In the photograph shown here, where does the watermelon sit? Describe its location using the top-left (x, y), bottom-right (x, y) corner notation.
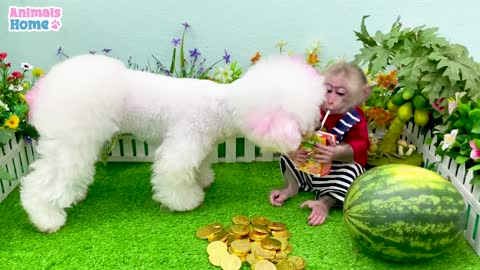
top-left (343, 164), bottom-right (466, 262)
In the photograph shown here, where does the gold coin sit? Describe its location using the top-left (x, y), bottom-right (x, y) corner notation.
top-left (208, 230), bottom-right (228, 242)
top-left (208, 250), bottom-right (229, 266)
top-left (220, 253), bottom-right (242, 270)
top-left (245, 253), bottom-right (258, 265)
top-left (273, 249), bottom-right (288, 261)
top-left (284, 243), bottom-right (293, 254)
top-left (287, 255), bottom-right (306, 269)
top-left (273, 237), bottom-right (289, 251)
top-left (196, 225), bottom-right (215, 239)
top-left (207, 241), bottom-right (228, 256)
top-left (253, 260), bottom-right (276, 270)
top-left (251, 216), bottom-right (270, 226)
top-left (254, 246), bottom-right (276, 260)
top-left (230, 239), bottom-right (250, 254)
top-left (252, 224), bottom-right (271, 234)
top-left (276, 260), bottom-right (297, 270)
top-left (225, 234), bottom-right (237, 245)
top-left (249, 241), bottom-right (261, 254)
top-left (231, 215), bottom-right (250, 225)
top-left (268, 221), bottom-right (287, 231)
top-left (249, 230), bottom-right (269, 241)
top-left (261, 237), bottom-right (282, 251)
top-left (208, 222), bottom-right (224, 230)
top-left (271, 229), bottom-right (291, 239)
top-left (230, 224), bottom-right (250, 236)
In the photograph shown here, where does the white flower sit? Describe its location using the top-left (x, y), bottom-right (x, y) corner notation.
top-left (0, 99), bottom-right (9, 111)
top-left (213, 66), bottom-right (233, 84)
top-left (441, 129), bottom-right (458, 151)
top-left (21, 62), bottom-right (33, 71)
top-left (447, 91), bottom-right (467, 115)
top-left (8, 84), bottom-right (24, 91)
top-left (307, 41), bottom-right (321, 54)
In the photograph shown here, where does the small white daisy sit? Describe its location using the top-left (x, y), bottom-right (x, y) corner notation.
top-left (21, 62), bottom-right (33, 71)
top-left (9, 84), bottom-right (24, 91)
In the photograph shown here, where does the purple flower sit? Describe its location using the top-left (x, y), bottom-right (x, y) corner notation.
top-left (182, 22), bottom-right (191, 30)
top-left (189, 48), bottom-right (201, 59)
top-left (102, 48), bottom-right (112, 54)
top-left (171, 38), bottom-right (181, 47)
top-left (223, 50), bottom-right (231, 64)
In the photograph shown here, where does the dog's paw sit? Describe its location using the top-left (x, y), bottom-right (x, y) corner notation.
top-left (25, 203), bottom-right (67, 233)
top-left (153, 184), bottom-right (204, 211)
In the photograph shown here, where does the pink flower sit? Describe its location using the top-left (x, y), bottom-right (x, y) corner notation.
top-left (432, 97), bottom-right (446, 112)
top-left (470, 140), bottom-right (480, 160)
top-left (0, 52), bottom-right (7, 61)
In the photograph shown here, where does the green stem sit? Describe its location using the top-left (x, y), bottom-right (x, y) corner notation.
top-left (378, 116), bottom-right (407, 153)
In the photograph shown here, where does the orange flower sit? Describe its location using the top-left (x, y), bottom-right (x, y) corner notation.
top-left (251, 51), bottom-right (261, 64)
top-left (307, 53), bottom-right (319, 65)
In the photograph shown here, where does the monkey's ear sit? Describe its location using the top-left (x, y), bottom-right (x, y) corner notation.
top-left (362, 85), bottom-right (373, 102)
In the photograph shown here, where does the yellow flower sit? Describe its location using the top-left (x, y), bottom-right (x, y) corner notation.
top-left (5, 114), bottom-right (20, 129)
top-left (32, 67), bottom-right (44, 77)
top-left (307, 53), bottom-right (319, 65)
top-left (19, 94), bottom-right (26, 101)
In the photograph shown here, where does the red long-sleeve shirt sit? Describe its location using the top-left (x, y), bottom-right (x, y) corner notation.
top-left (321, 107), bottom-right (370, 167)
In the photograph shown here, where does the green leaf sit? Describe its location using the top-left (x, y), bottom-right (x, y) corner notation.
top-left (437, 59), bottom-right (462, 82)
top-left (421, 74), bottom-right (448, 99)
top-left (471, 121), bottom-right (480, 134)
top-left (425, 137), bottom-right (433, 144)
top-left (0, 129), bottom-right (14, 145)
top-left (468, 109), bottom-right (480, 122)
top-left (180, 31), bottom-right (187, 77)
top-left (455, 155), bottom-right (469, 164)
top-left (470, 174), bottom-right (480, 185)
top-left (428, 51), bottom-right (447, 62)
top-left (353, 47), bottom-right (377, 67)
top-left (369, 47), bottom-right (391, 75)
top-left (100, 133), bottom-right (119, 166)
top-left (417, 27), bottom-right (448, 48)
top-left (0, 167), bottom-right (15, 181)
top-left (354, 15), bottom-right (377, 47)
top-left (169, 48), bottom-right (176, 74)
top-left (468, 164), bottom-right (480, 171)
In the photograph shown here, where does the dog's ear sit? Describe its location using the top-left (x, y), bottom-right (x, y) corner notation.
top-left (246, 109), bottom-right (302, 153)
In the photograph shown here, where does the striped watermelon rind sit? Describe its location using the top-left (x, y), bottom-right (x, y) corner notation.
top-left (343, 164), bottom-right (466, 262)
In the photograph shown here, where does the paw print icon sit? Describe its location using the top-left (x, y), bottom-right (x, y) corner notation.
top-left (50, 20), bottom-right (62, 31)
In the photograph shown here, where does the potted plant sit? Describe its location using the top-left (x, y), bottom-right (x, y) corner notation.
top-left (354, 16), bottom-right (480, 180)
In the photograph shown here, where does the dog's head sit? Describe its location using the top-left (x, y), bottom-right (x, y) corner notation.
top-left (228, 55), bottom-right (325, 154)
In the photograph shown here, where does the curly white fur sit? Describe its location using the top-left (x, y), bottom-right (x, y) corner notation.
top-left (20, 54), bottom-right (325, 233)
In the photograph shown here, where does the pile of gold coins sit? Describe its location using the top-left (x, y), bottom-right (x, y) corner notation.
top-left (195, 215), bottom-right (306, 270)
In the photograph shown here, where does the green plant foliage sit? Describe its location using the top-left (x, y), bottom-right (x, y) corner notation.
top-left (354, 16), bottom-right (480, 103)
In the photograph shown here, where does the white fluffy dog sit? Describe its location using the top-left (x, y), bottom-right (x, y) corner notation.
top-left (21, 54), bottom-right (326, 233)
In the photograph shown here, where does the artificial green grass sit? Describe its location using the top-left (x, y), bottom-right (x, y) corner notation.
top-left (1, 162), bottom-right (479, 270)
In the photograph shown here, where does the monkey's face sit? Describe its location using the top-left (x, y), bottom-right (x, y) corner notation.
top-left (322, 73), bottom-right (354, 114)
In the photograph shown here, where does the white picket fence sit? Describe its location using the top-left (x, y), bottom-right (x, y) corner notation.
top-left (1, 129), bottom-right (479, 256)
top-left (0, 137), bottom-right (37, 203)
top-left (106, 134), bottom-right (281, 163)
